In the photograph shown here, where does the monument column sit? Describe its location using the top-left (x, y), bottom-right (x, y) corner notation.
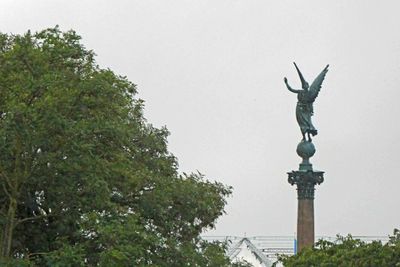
top-left (284, 62), bottom-right (329, 253)
top-left (288, 142), bottom-right (324, 252)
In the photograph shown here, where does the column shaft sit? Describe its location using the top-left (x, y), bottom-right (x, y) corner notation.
top-left (297, 198), bottom-right (314, 252)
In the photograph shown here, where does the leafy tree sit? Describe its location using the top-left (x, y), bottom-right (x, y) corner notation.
top-left (274, 229), bottom-right (400, 267)
top-left (0, 27), bottom-right (235, 266)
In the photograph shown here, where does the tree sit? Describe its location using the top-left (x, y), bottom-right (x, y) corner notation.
top-left (274, 229), bottom-right (400, 267)
top-left (0, 27), bottom-right (235, 266)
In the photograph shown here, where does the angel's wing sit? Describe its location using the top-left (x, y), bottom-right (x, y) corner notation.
top-left (309, 64), bottom-right (329, 100)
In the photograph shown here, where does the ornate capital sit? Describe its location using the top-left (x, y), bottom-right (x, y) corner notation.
top-left (288, 170), bottom-right (324, 199)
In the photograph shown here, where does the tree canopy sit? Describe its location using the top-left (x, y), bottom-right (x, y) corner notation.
top-left (0, 27), bottom-right (235, 266)
top-left (274, 229), bottom-right (400, 267)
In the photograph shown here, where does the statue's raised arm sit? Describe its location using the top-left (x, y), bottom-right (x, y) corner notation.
top-left (284, 77), bottom-right (302, 94)
top-left (284, 63), bottom-right (329, 141)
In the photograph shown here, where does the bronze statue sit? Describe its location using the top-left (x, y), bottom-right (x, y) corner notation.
top-left (284, 62), bottom-right (329, 141)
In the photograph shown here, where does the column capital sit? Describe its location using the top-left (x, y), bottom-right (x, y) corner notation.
top-left (288, 170), bottom-right (324, 199)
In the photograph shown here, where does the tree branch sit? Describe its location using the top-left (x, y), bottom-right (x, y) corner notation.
top-left (28, 251), bottom-right (49, 259)
top-left (1, 182), bottom-right (11, 199)
top-left (0, 169), bottom-right (12, 189)
top-left (14, 213), bottom-right (50, 228)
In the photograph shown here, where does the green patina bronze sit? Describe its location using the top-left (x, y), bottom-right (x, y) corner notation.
top-left (285, 62), bottom-right (329, 199)
top-left (289, 139), bottom-right (324, 199)
top-left (284, 62), bottom-right (329, 142)
top-left (288, 170), bottom-right (324, 199)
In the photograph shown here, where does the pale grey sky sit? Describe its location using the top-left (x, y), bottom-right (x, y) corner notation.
top-left (1, 0), bottom-right (400, 237)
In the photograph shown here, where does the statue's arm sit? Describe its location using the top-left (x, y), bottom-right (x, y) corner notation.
top-left (284, 77), bottom-right (301, 94)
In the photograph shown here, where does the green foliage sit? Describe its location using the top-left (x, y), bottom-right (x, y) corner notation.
top-left (0, 27), bottom-right (234, 266)
top-left (274, 229), bottom-right (400, 267)
top-left (42, 243), bottom-right (86, 267)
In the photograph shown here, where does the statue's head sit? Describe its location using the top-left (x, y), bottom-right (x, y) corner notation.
top-left (293, 62), bottom-right (309, 90)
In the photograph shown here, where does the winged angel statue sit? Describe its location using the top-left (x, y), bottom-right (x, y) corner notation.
top-left (284, 62), bottom-right (329, 142)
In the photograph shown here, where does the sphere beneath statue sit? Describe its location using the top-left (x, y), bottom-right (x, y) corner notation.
top-left (296, 140), bottom-right (316, 159)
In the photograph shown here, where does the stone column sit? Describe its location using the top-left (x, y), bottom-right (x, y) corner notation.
top-left (297, 198), bottom-right (314, 252)
top-left (288, 141), bottom-right (324, 253)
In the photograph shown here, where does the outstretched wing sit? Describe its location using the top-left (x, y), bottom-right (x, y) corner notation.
top-left (309, 64), bottom-right (329, 100)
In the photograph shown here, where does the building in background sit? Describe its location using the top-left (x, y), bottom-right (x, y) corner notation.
top-left (203, 235), bottom-right (390, 266)
top-left (227, 237), bottom-right (273, 267)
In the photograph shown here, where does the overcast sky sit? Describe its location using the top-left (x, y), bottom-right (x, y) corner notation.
top-left (2, 0), bottom-right (400, 237)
